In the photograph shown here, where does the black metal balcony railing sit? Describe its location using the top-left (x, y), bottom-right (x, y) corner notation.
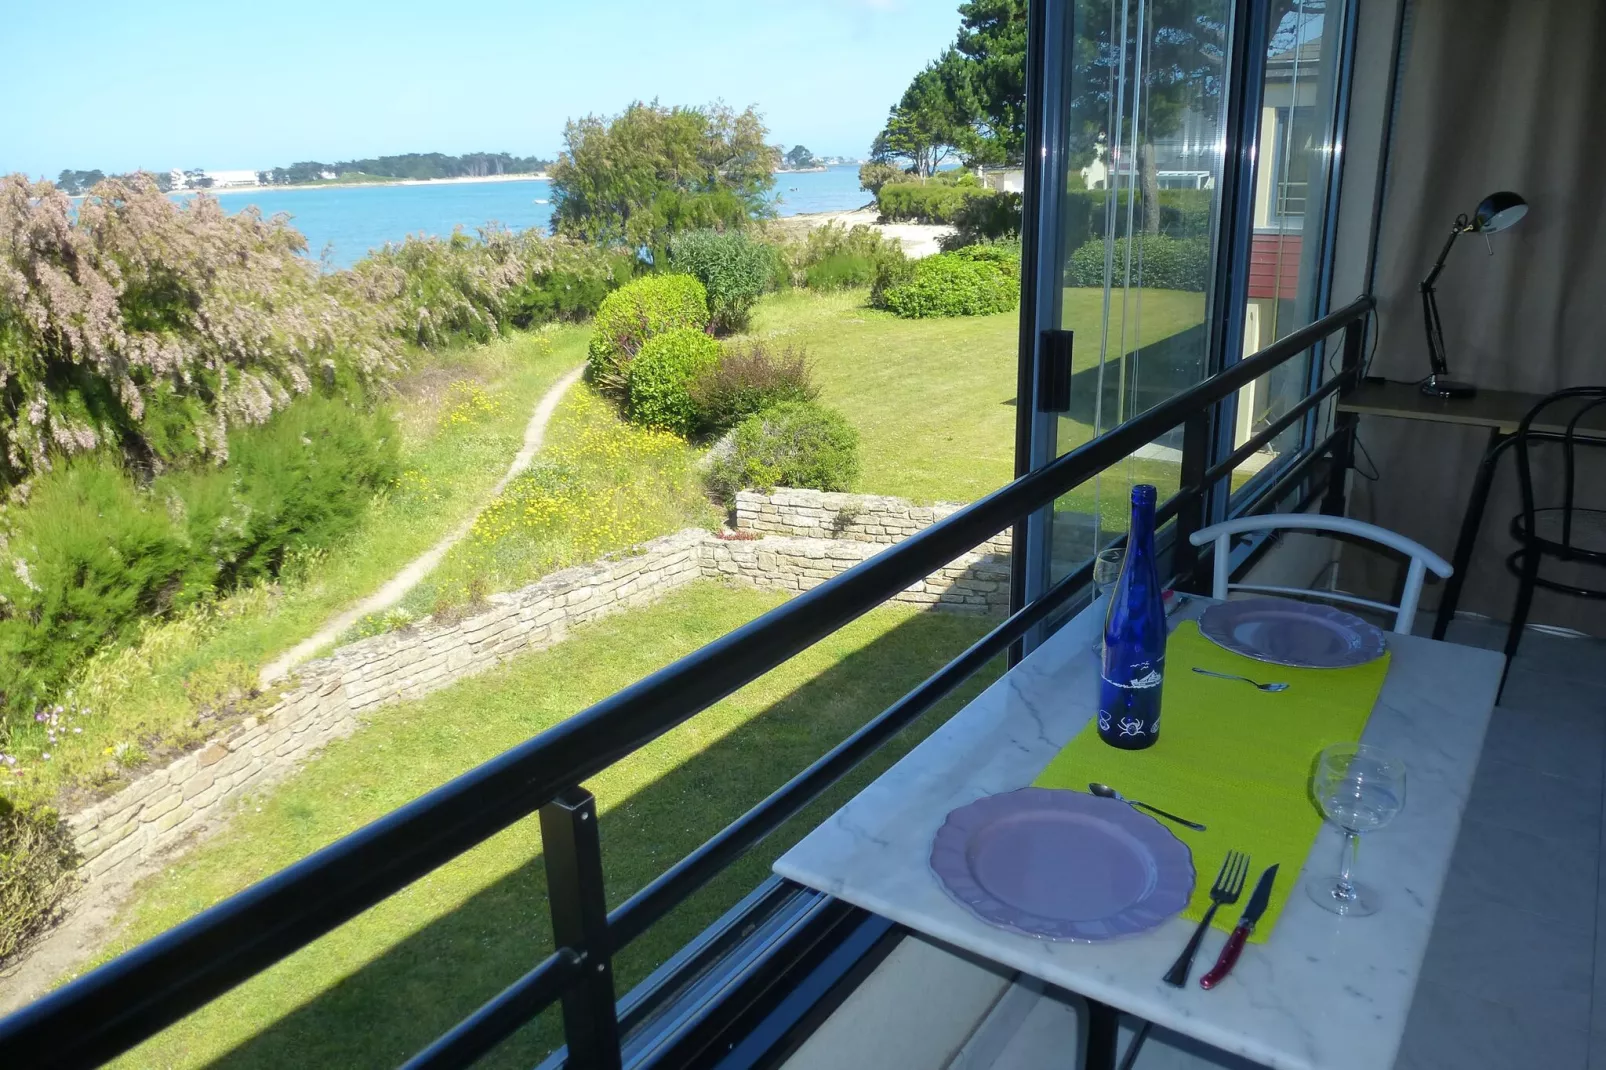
top-left (0, 297), bottom-right (1374, 1070)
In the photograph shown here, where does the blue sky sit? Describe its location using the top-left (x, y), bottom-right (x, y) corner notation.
top-left (2, 0), bottom-right (959, 178)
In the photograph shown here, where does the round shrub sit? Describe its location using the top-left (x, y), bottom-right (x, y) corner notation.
top-left (690, 342), bottom-right (818, 433)
top-left (628, 328), bottom-right (722, 435)
top-left (878, 252), bottom-right (1020, 318)
top-left (1065, 235), bottom-right (1210, 292)
top-left (668, 230), bottom-right (775, 334)
top-left (949, 242), bottom-right (1022, 278)
top-left (586, 274), bottom-right (709, 400)
top-left (0, 798), bottom-right (78, 964)
top-left (705, 401), bottom-right (860, 503)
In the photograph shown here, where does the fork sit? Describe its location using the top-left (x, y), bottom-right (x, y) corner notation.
top-left (1163, 850), bottom-right (1249, 987)
top-left (1191, 667), bottom-right (1290, 693)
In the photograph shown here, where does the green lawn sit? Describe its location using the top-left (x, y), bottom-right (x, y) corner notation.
top-left (85, 583), bottom-right (1002, 1069)
top-left (8, 329), bottom-right (585, 808)
top-left (744, 286), bottom-right (1206, 506)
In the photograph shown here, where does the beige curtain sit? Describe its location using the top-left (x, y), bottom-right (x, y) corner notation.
top-left (1350, 0), bottom-right (1606, 633)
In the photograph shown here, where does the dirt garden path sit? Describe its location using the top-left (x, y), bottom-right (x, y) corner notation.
top-left (0, 365), bottom-right (587, 1012)
top-left (260, 363), bottom-right (587, 686)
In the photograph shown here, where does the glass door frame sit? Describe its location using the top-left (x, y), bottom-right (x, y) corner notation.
top-left (1011, 0), bottom-right (1358, 639)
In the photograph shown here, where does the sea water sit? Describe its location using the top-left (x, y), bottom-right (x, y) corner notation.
top-left (189, 164), bottom-right (871, 269)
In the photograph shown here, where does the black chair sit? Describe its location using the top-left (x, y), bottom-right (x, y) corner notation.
top-left (1502, 387), bottom-right (1606, 687)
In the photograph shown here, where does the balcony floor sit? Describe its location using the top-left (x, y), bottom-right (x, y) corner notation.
top-left (781, 620), bottom-right (1606, 1070)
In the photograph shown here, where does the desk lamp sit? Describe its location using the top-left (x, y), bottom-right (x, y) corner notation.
top-left (1420, 191), bottom-right (1528, 398)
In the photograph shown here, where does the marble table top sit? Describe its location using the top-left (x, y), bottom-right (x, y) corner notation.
top-left (774, 598), bottom-right (1505, 1070)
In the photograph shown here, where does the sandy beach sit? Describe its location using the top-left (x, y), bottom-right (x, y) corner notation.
top-left (770, 206), bottom-right (953, 259)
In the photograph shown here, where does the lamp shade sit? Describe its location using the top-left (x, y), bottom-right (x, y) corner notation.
top-left (1472, 191), bottom-right (1528, 233)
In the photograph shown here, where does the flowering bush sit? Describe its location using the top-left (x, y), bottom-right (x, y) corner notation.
top-left (627, 328), bottom-right (721, 435)
top-left (0, 173), bottom-right (397, 479)
top-left (437, 386), bottom-right (712, 601)
top-left (585, 274), bottom-right (709, 401)
top-left (507, 244), bottom-right (638, 326)
top-left (350, 228), bottom-right (530, 349)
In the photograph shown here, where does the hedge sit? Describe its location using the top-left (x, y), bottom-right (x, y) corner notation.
top-left (1062, 188), bottom-right (1213, 247)
top-left (876, 183), bottom-right (983, 225)
top-left (1064, 234), bottom-right (1211, 292)
top-left (877, 251), bottom-right (1021, 318)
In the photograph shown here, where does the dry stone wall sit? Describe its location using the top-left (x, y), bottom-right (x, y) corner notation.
top-left (66, 529), bottom-right (710, 887)
top-left (64, 489), bottom-right (1008, 894)
top-left (734, 488), bottom-right (1012, 554)
top-left (706, 536), bottom-right (1010, 614)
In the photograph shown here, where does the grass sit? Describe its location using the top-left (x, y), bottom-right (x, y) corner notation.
top-left (2, 328), bottom-right (585, 809)
top-left (742, 286), bottom-right (1207, 507)
top-left (84, 583), bottom-right (1003, 1069)
top-left (401, 384), bottom-right (719, 618)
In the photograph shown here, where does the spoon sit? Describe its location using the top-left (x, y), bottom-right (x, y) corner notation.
top-left (1191, 667), bottom-right (1290, 692)
top-left (1089, 782), bottom-right (1207, 831)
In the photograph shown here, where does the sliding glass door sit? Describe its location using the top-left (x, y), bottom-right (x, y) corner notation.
top-left (1016, 0), bottom-right (1356, 607)
top-left (1022, 0), bottom-right (1239, 591)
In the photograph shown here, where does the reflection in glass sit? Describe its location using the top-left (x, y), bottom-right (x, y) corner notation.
top-left (1234, 0), bottom-right (1348, 482)
top-left (1048, 0), bottom-right (1229, 580)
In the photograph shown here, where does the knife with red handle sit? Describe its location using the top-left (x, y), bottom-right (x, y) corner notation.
top-left (1200, 863), bottom-right (1278, 990)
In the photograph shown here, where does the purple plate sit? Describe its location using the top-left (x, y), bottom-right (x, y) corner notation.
top-left (930, 788), bottom-right (1195, 941)
top-left (1199, 597), bottom-right (1387, 669)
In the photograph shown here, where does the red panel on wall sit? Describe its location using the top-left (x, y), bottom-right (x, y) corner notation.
top-left (1248, 233), bottom-right (1303, 300)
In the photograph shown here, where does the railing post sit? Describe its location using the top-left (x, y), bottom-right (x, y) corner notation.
top-left (1174, 412), bottom-right (1212, 593)
top-left (541, 787), bottom-right (621, 1070)
top-left (1321, 320), bottom-right (1365, 516)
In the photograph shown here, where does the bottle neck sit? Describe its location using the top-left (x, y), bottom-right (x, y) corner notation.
top-left (1128, 497), bottom-right (1156, 553)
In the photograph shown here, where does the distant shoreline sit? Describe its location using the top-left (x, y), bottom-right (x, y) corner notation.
top-left (188, 173), bottom-right (551, 196)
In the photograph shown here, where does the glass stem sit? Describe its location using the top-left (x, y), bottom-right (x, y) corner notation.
top-left (1335, 831), bottom-right (1360, 900)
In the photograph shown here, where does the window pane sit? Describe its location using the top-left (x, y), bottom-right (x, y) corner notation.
top-left (1048, 0), bottom-right (1230, 579)
top-left (1235, 0), bottom-right (1350, 480)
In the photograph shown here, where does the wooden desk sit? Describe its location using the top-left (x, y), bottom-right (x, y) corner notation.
top-left (1335, 381), bottom-right (1606, 639)
top-left (1337, 380), bottom-right (1606, 436)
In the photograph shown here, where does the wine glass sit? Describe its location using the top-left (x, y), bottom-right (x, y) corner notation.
top-left (1307, 742), bottom-right (1407, 916)
top-left (1089, 547), bottom-right (1127, 656)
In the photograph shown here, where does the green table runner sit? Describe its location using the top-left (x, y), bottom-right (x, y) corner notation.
top-left (1032, 620), bottom-right (1391, 942)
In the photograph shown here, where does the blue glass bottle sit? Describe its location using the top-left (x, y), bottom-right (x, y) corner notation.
top-left (1099, 484), bottom-right (1165, 749)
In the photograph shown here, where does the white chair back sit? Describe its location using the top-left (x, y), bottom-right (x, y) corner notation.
top-left (1186, 514), bottom-right (1453, 634)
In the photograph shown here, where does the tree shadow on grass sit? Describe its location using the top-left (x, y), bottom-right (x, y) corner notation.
top-left (198, 607), bottom-right (1006, 1070)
